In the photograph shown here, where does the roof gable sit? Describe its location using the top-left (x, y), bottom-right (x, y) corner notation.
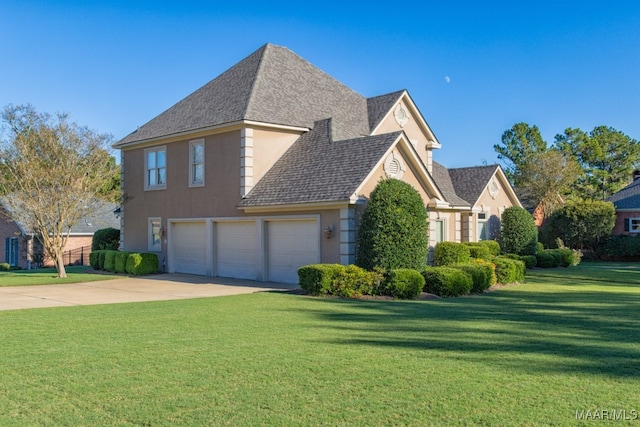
top-left (447, 164), bottom-right (499, 205)
top-left (116, 43), bottom-right (369, 146)
top-left (607, 179), bottom-right (640, 210)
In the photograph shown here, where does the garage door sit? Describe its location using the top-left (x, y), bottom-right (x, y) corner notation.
top-left (216, 221), bottom-right (258, 280)
top-left (267, 220), bottom-right (319, 284)
top-left (172, 222), bottom-right (208, 275)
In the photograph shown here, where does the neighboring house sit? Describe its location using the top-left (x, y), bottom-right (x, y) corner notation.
top-left (0, 198), bottom-right (119, 269)
top-left (114, 43), bottom-right (521, 283)
top-left (607, 170), bottom-right (640, 235)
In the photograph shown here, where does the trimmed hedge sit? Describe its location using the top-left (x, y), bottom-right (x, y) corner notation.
top-left (465, 244), bottom-right (492, 261)
top-left (453, 262), bottom-right (495, 293)
top-left (383, 269), bottom-right (425, 299)
top-left (98, 251), bottom-right (107, 271)
top-left (126, 253), bottom-right (159, 275)
top-left (536, 251), bottom-right (556, 268)
top-left (91, 227), bottom-right (120, 251)
top-left (103, 250), bottom-right (118, 272)
top-left (493, 257), bottom-right (525, 284)
top-left (89, 250), bottom-right (101, 270)
top-left (298, 264), bottom-right (344, 295)
top-left (422, 266), bottom-right (473, 297)
top-left (115, 251), bottom-right (132, 274)
top-left (331, 265), bottom-right (383, 298)
top-left (597, 235), bottom-right (640, 260)
top-left (434, 242), bottom-right (471, 266)
top-left (0, 263), bottom-right (10, 271)
top-left (480, 240), bottom-right (501, 257)
top-left (502, 253), bottom-right (537, 269)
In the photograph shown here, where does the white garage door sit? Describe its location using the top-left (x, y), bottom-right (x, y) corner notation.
top-left (216, 221), bottom-right (258, 280)
top-left (172, 222), bottom-right (208, 275)
top-left (267, 220), bottom-right (319, 284)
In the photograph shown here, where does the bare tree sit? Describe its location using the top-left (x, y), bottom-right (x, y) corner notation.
top-left (0, 104), bottom-right (115, 278)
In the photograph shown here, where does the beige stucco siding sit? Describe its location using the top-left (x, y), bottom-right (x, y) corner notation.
top-left (472, 175), bottom-right (517, 241)
top-left (251, 128), bottom-right (301, 186)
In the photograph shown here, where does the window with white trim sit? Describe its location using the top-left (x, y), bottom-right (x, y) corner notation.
top-left (434, 219), bottom-right (445, 243)
top-left (148, 217), bottom-right (162, 252)
top-left (477, 212), bottom-right (488, 241)
top-left (145, 147), bottom-right (166, 190)
top-left (625, 218), bottom-right (640, 233)
top-left (189, 139), bottom-right (205, 187)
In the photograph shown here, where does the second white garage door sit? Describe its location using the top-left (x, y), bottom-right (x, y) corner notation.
top-left (216, 221), bottom-right (258, 280)
top-left (267, 220), bottom-right (320, 284)
top-left (172, 222), bottom-right (208, 276)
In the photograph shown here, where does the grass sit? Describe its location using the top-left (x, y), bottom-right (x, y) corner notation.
top-left (1, 262), bottom-right (639, 425)
top-left (0, 266), bottom-right (117, 287)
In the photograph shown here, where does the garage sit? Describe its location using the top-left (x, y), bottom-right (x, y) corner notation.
top-left (267, 219), bottom-right (319, 283)
top-left (171, 221), bottom-right (208, 275)
top-left (215, 221), bottom-right (258, 280)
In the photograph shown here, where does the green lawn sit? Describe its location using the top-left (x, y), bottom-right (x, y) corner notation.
top-left (0, 266), bottom-right (117, 286)
top-left (1, 263), bottom-right (639, 426)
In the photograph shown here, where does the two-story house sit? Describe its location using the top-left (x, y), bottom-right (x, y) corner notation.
top-left (114, 43), bottom-right (521, 283)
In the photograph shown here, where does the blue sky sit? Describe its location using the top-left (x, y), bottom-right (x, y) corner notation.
top-left (2, 1), bottom-right (639, 167)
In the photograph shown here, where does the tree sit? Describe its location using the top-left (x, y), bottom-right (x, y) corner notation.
top-left (555, 126), bottom-right (640, 200)
top-left (517, 149), bottom-right (580, 219)
top-left (97, 156), bottom-right (121, 203)
top-left (540, 200), bottom-right (615, 252)
top-left (498, 206), bottom-right (538, 255)
top-left (0, 104), bottom-right (115, 278)
top-left (494, 122), bottom-right (547, 185)
top-left (356, 179), bottom-right (428, 271)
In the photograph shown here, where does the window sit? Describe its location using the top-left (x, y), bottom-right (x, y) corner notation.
top-left (477, 213), bottom-right (488, 240)
top-left (148, 218), bottom-right (162, 252)
top-left (189, 139), bottom-right (205, 187)
top-left (434, 220), bottom-right (445, 243)
top-left (5, 237), bottom-right (18, 266)
top-left (625, 218), bottom-right (640, 233)
top-left (145, 147), bottom-right (166, 190)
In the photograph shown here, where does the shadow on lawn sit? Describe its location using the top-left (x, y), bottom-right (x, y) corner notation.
top-left (293, 282), bottom-right (640, 378)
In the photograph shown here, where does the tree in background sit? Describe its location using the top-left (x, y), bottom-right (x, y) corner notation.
top-left (0, 104), bottom-right (115, 278)
top-left (498, 206), bottom-right (538, 255)
top-left (494, 122), bottom-right (547, 186)
top-left (356, 179), bottom-right (428, 271)
top-left (540, 200), bottom-right (615, 251)
top-left (555, 126), bottom-right (640, 200)
top-left (97, 155), bottom-right (121, 203)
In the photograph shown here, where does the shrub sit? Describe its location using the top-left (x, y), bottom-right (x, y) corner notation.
top-left (519, 255), bottom-right (537, 269)
top-left (89, 250), bottom-right (103, 270)
top-left (537, 242), bottom-right (544, 254)
top-left (453, 262), bottom-right (494, 293)
top-left (0, 263), bottom-right (10, 271)
top-left (356, 179), bottom-right (429, 271)
top-left (535, 251), bottom-right (556, 268)
top-left (493, 257), bottom-right (525, 284)
top-left (115, 251), bottom-right (132, 274)
top-left (499, 206), bottom-right (538, 255)
top-left (98, 251), bottom-right (107, 270)
top-left (103, 250), bottom-right (118, 272)
top-left (298, 264), bottom-right (346, 295)
top-left (383, 269), bottom-right (425, 299)
top-left (91, 227), bottom-right (120, 251)
top-left (479, 240), bottom-right (501, 257)
top-left (597, 235), bottom-right (640, 260)
top-left (434, 242), bottom-right (470, 266)
top-left (464, 243), bottom-right (492, 261)
top-left (422, 266), bottom-right (473, 297)
top-left (126, 253), bottom-right (159, 275)
top-left (331, 265), bottom-right (384, 298)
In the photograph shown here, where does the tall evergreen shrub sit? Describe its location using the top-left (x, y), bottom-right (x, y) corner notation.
top-left (498, 206), bottom-right (538, 255)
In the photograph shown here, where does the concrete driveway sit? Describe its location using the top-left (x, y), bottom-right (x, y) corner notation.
top-left (0, 274), bottom-right (299, 311)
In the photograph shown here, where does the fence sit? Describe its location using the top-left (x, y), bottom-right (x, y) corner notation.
top-left (42, 245), bottom-right (92, 267)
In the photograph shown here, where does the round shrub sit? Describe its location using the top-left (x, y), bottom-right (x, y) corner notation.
top-left (535, 251), bottom-right (556, 268)
top-left (465, 243), bottom-right (492, 260)
top-left (493, 256), bottom-right (525, 284)
top-left (103, 250), bottom-right (118, 272)
top-left (454, 263), bottom-right (494, 293)
top-left (126, 253), bottom-right (159, 275)
top-left (91, 227), bottom-right (120, 251)
top-left (434, 242), bottom-right (471, 266)
top-left (422, 266), bottom-right (473, 297)
top-left (356, 179), bottom-right (429, 271)
top-left (499, 206), bottom-right (538, 256)
top-left (383, 269), bottom-right (425, 299)
top-left (89, 250), bottom-right (103, 270)
top-left (114, 251), bottom-right (133, 274)
top-left (519, 255), bottom-right (537, 269)
top-left (0, 262), bottom-right (10, 271)
top-left (330, 265), bottom-right (384, 298)
top-left (479, 240), bottom-right (501, 257)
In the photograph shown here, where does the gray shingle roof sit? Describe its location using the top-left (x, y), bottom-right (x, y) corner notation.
top-left (447, 164), bottom-right (500, 205)
top-left (238, 119), bottom-right (401, 207)
top-left (431, 162), bottom-right (471, 207)
top-left (367, 90), bottom-right (405, 132)
top-left (116, 43), bottom-right (370, 145)
top-left (607, 179), bottom-right (640, 210)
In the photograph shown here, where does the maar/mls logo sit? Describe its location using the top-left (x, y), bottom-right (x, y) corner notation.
top-left (575, 409), bottom-right (638, 421)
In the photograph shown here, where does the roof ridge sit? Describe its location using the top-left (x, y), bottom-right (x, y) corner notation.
top-left (244, 43), bottom-right (273, 119)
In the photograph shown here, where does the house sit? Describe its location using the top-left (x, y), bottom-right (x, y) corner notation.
top-left (607, 170), bottom-right (640, 234)
top-left (0, 198), bottom-right (119, 269)
top-left (114, 43), bottom-right (521, 283)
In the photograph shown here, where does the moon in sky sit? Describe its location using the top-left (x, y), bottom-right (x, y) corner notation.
top-left (444, 76), bottom-right (451, 83)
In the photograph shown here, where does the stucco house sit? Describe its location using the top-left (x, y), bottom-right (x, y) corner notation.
top-left (607, 170), bottom-right (640, 235)
top-left (114, 43), bottom-right (521, 283)
top-left (0, 198), bottom-right (119, 269)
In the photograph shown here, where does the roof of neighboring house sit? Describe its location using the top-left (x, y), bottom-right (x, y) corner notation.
top-left (0, 196), bottom-right (120, 235)
top-left (238, 119), bottom-right (402, 207)
top-left (431, 162), bottom-right (471, 207)
top-left (116, 43), bottom-right (371, 145)
top-left (448, 164), bottom-right (500, 205)
top-left (607, 178), bottom-right (640, 210)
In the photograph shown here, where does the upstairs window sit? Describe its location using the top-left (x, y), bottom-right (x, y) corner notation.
top-left (189, 139), bottom-right (205, 187)
top-left (145, 147), bottom-right (166, 190)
